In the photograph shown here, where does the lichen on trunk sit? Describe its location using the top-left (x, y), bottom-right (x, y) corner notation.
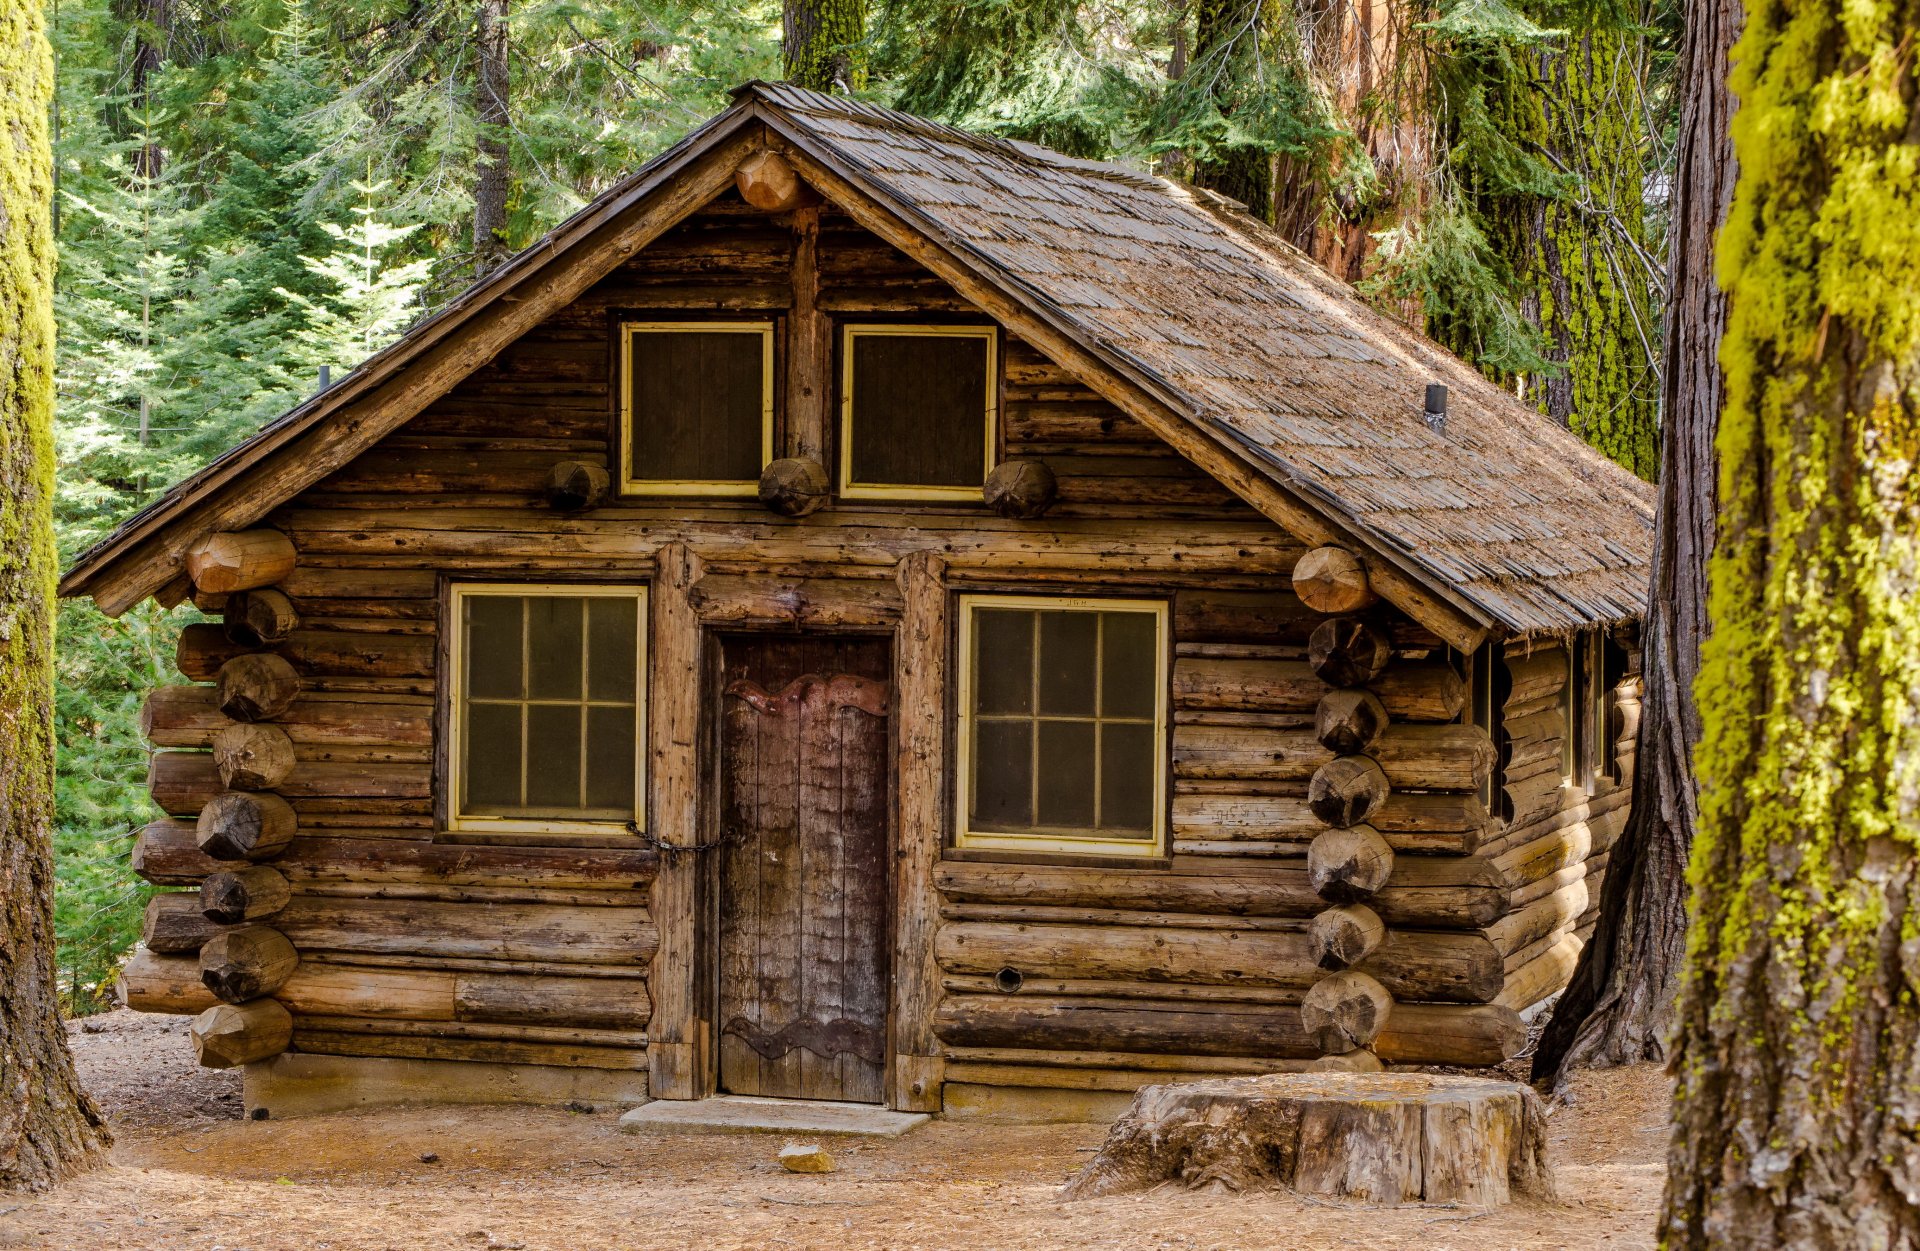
top-left (0, 0), bottom-right (114, 1192)
top-left (1660, 0), bottom-right (1920, 1237)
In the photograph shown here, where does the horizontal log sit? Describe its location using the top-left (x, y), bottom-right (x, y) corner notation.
top-left (215, 653), bottom-right (302, 721)
top-left (134, 820), bottom-right (657, 890)
top-left (212, 722), bottom-right (296, 791)
top-left (200, 866), bottom-right (290, 924)
top-left (687, 573), bottom-right (900, 629)
top-left (1372, 1002), bottom-right (1526, 1067)
top-left (144, 893), bottom-right (226, 953)
top-left (943, 1059), bottom-right (1308, 1091)
top-left (1172, 658), bottom-right (1463, 723)
top-left (186, 530), bottom-right (296, 595)
top-left (1173, 724), bottom-right (1491, 790)
top-left (1171, 791), bottom-right (1493, 855)
top-left (177, 623), bottom-right (435, 681)
top-left (151, 751), bottom-right (428, 816)
top-left (146, 890), bottom-right (654, 965)
top-left (1495, 932), bottom-right (1583, 1011)
top-left (119, 947), bottom-right (219, 1013)
top-left (1484, 878), bottom-right (1591, 955)
top-left (288, 1029), bottom-right (648, 1071)
top-left (936, 920), bottom-right (1500, 1001)
top-left (1299, 970), bottom-right (1391, 1052)
top-left (223, 588), bottom-right (301, 646)
top-left (1309, 904), bottom-right (1387, 970)
top-left (142, 685), bottom-right (432, 748)
top-left (194, 790), bottom-right (297, 860)
top-left (1503, 648), bottom-right (1567, 708)
top-left (934, 994), bottom-right (1317, 1059)
top-left (1292, 546), bottom-right (1376, 615)
top-left (199, 925), bottom-right (299, 1002)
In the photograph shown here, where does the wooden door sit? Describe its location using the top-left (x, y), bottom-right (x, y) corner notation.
top-left (715, 635), bottom-right (891, 1103)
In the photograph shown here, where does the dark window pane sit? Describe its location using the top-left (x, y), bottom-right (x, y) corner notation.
top-left (972, 719), bottom-right (1033, 830)
top-left (466, 597), bottom-right (523, 700)
top-left (465, 703), bottom-right (523, 810)
top-left (973, 609), bottom-right (1033, 715)
top-left (1037, 611), bottom-right (1098, 717)
top-left (525, 704), bottom-right (584, 811)
top-left (1099, 721), bottom-right (1156, 833)
top-left (628, 329), bottom-right (765, 483)
top-left (526, 597), bottom-right (585, 700)
top-left (587, 597), bottom-right (639, 702)
top-left (1035, 719), bottom-right (1097, 829)
top-left (585, 705), bottom-right (637, 812)
top-left (1100, 612), bottom-right (1159, 719)
top-left (849, 332), bottom-right (990, 489)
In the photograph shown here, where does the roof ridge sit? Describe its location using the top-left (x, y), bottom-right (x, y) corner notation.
top-left (742, 80), bottom-right (1172, 195)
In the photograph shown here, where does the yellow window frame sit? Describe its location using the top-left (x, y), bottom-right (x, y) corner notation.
top-left (618, 320), bottom-right (775, 497)
top-left (954, 593), bottom-right (1169, 858)
top-left (839, 323), bottom-right (999, 501)
top-left (446, 582), bottom-right (648, 836)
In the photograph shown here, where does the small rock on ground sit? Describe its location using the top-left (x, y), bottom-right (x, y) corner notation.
top-left (778, 1143), bottom-right (835, 1173)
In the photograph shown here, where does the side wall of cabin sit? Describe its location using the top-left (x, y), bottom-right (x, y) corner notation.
top-left (119, 171), bottom-right (1636, 1113)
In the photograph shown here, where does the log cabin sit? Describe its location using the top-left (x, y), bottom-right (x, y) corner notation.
top-left (63, 82), bottom-right (1655, 1121)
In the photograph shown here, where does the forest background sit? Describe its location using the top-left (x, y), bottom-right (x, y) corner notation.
top-left (49, 0), bottom-right (1673, 1010)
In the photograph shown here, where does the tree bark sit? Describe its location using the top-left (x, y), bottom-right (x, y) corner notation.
top-left (0, 0), bottom-right (113, 1189)
top-left (1531, 0), bottom-right (1736, 1088)
top-left (1190, 0), bottom-right (1277, 220)
top-left (1658, 0), bottom-right (1920, 1235)
top-left (782, 0), bottom-right (866, 93)
top-left (471, 0), bottom-right (511, 278)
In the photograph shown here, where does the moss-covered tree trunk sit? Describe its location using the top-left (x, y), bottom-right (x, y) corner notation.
top-left (1661, 0), bottom-right (1920, 1237)
top-left (1532, 0), bottom-right (1738, 1087)
top-left (782, 0), bottom-right (866, 93)
top-left (0, 0), bottom-right (113, 1193)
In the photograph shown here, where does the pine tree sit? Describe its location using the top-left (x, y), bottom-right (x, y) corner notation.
top-left (0, 0), bottom-right (114, 1191)
top-left (277, 177), bottom-right (432, 376)
top-left (784, 0), bottom-right (866, 91)
top-left (1661, 0), bottom-right (1920, 1237)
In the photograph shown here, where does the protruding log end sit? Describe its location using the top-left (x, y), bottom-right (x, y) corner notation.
top-left (216, 653), bottom-right (302, 722)
top-left (1309, 903), bottom-right (1387, 970)
top-left (1309, 1048), bottom-right (1384, 1074)
top-left (223, 588), bottom-right (300, 647)
top-left (982, 458), bottom-right (1058, 519)
top-left (191, 999), bottom-right (294, 1069)
top-left (1293, 546), bottom-right (1377, 615)
top-left (195, 790), bottom-right (297, 861)
top-left (758, 457), bottom-right (830, 517)
top-left (1307, 757), bottom-right (1390, 829)
top-left (201, 866), bottom-right (292, 925)
top-left (1307, 825), bottom-right (1395, 902)
top-left (199, 925), bottom-right (299, 1004)
top-left (1300, 970), bottom-right (1393, 1054)
top-left (545, 460), bottom-right (611, 511)
top-left (144, 894), bottom-right (226, 954)
top-left (1314, 688), bottom-right (1389, 755)
top-left (735, 150), bottom-right (818, 213)
top-left (212, 722), bottom-right (296, 791)
top-left (185, 530), bottom-right (296, 595)
top-left (1308, 617), bottom-right (1393, 688)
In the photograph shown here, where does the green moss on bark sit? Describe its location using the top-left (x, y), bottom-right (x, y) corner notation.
top-left (1662, 0), bottom-right (1920, 1238)
top-left (783, 0), bottom-right (867, 93)
top-left (0, 0), bottom-right (113, 1192)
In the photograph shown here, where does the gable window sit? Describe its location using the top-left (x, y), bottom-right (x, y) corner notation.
top-left (448, 584), bottom-right (646, 833)
top-left (841, 324), bottom-right (997, 499)
top-left (956, 595), bottom-right (1167, 857)
top-left (620, 321), bottom-right (773, 495)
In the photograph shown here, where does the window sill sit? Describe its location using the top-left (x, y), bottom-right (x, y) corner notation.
top-left (942, 846), bottom-right (1173, 872)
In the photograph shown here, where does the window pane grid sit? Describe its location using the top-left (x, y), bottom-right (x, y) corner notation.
top-left (965, 603), bottom-right (1162, 844)
top-left (456, 588), bottom-right (641, 825)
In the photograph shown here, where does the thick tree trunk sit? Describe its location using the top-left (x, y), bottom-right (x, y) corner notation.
top-left (470, 0), bottom-right (511, 278)
top-left (1531, 0), bottom-right (1736, 1087)
top-left (1190, 0), bottom-right (1276, 220)
top-left (1659, 0), bottom-right (1920, 1236)
top-left (782, 0), bottom-right (866, 93)
top-left (0, 0), bottom-right (113, 1191)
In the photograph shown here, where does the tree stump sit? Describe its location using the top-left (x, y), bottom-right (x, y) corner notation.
top-left (1063, 1073), bottom-right (1555, 1207)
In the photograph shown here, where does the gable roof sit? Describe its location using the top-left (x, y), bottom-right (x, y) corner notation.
top-left (61, 82), bottom-right (1654, 640)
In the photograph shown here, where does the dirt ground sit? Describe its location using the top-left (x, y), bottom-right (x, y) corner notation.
top-left (0, 1010), bottom-right (1670, 1251)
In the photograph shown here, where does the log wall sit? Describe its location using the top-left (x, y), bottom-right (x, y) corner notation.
top-left (123, 187), bottom-right (1634, 1103)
